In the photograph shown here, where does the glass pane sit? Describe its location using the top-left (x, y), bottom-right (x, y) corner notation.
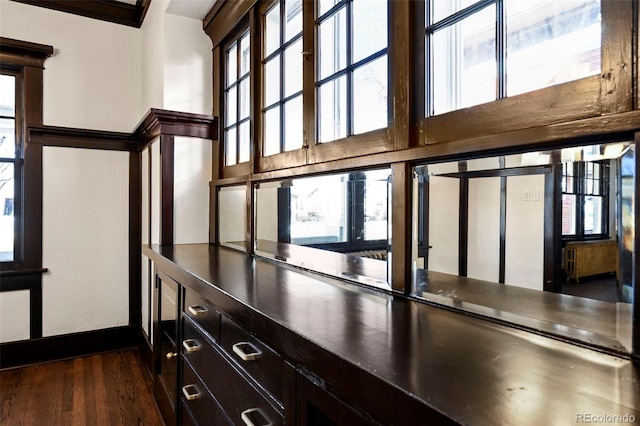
top-left (506, 0), bottom-right (601, 96)
top-left (319, 7), bottom-right (347, 80)
top-left (432, 6), bottom-right (496, 115)
top-left (225, 128), bottom-right (237, 166)
top-left (284, 39), bottom-right (303, 98)
top-left (0, 118), bottom-right (15, 159)
top-left (364, 170), bottom-right (389, 241)
top-left (0, 75), bottom-right (15, 118)
top-left (265, 56), bottom-right (281, 107)
top-left (240, 32), bottom-right (251, 77)
top-left (218, 185), bottom-right (247, 251)
top-left (318, 76), bottom-right (347, 143)
top-left (227, 43), bottom-right (238, 86)
top-left (352, 0), bottom-right (387, 63)
top-left (0, 162), bottom-right (14, 262)
top-left (226, 86), bottom-right (237, 126)
top-left (353, 55), bottom-right (388, 135)
top-left (284, 96), bottom-right (303, 152)
top-left (240, 78), bottom-right (251, 120)
top-left (264, 106), bottom-right (281, 156)
top-left (265, 3), bottom-right (281, 57)
top-left (239, 121), bottom-right (251, 163)
top-left (584, 195), bottom-right (603, 234)
top-left (562, 194), bottom-right (577, 235)
top-left (285, 0), bottom-right (303, 42)
top-left (432, 0), bottom-right (478, 24)
top-left (290, 174), bottom-right (348, 244)
top-left (318, 0), bottom-right (340, 17)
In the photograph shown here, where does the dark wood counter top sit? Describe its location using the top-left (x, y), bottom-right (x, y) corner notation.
top-left (143, 243), bottom-right (640, 425)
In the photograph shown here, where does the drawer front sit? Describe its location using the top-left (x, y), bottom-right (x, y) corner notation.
top-left (183, 288), bottom-right (220, 342)
top-left (181, 361), bottom-right (231, 426)
top-left (219, 315), bottom-right (285, 404)
top-left (182, 318), bottom-right (284, 425)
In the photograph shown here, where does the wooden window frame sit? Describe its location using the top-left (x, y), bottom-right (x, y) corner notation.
top-left (416, 0), bottom-right (634, 145)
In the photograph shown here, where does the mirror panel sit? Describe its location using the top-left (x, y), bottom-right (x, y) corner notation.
top-left (412, 142), bottom-right (635, 353)
top-left (218, 185), bottom-right (247, 251)
top-left (255, 169), bottom-right (392, 290)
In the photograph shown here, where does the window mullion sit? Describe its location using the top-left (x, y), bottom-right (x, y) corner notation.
top-left (346, 0), bottom-right (353, 136)
top-left (496, 0), bottom-right (506, 99)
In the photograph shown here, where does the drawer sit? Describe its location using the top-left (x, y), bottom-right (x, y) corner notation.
top-left (182, 318), bottom-right (284, 425)
top-left (181, 361), bottom-right (231, 426)
top-left (219, 315), bottom-right (285, 405)
top-left (183, 288), bottom-right (220, 342)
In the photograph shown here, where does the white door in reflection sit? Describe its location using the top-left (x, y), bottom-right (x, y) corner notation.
top-left (467, 177), bottom-right (501, 283)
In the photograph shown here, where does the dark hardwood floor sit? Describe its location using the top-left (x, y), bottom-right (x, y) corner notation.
top-left (0, 348), bottom-right (163, 426)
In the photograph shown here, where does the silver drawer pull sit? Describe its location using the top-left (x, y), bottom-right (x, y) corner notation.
top-left (188, 305), bottom-right (208, 316)
top-left (232, 342), bottom-right (262, 361)
top-left (241, 408), bottom-right (272, 426)
top-left (183, 339), bottom-right (201, 352)
top-left (182, 384), bottom-right (201, 401)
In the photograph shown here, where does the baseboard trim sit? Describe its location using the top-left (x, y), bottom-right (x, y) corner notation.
top-left (0, 325), bottom-right (145, 369)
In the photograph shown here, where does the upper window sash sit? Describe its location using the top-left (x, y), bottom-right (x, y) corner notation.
top-left (224, 28), bottom-right (251, 167)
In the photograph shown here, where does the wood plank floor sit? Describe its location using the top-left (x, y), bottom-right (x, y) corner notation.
top-left (0, 349), bottom-right (164, 426)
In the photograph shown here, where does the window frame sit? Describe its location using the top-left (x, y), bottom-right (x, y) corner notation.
top-left (0, 69), bottom-right (22, 268)
top-left (416, 0), bottom-right (633, 146)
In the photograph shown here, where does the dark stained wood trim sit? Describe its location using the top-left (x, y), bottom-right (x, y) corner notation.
top-left (0, 38), bottom-right (54, 68)
top-left (22, 130), bottom-right (43, 270)
top-left (390, 0), bottom-right (413, 151)
top-left (390, 162), bottom-right (412, 293)
top-left (601, 0), bottom-right (634, 115)
top-left (204, 0), bottom-right (257, 48)
top-left (30, 285), bottom-right (42, 338)
top-left (245, 181), bottom-right (255, 254)
top-left (134, 108), bottom-right (218, 149)
top-left (633, 131), bottom-right (640, 355)
top-left (129, 150), bottom-right (142, 327)
top-left (257, 150), bottom-right (307, 173)
top-left (0, 271), bottom-right (43, 338)
top-left (160, 135), bottom-right (174, 245)
top-left (498, 175), bottom-right (506, 284)
top-left (424, 75), bottom-right (601, 144)
top-left (545, 165), bottom-right (562, 293)
top-left (221, 161), bottom-right (252, 179)
top-left (28, 126), bottom-right (136, 151)
top-left (210, 184), bottom-right (218, 244)
top-left (0, 325), bottom-right (145, 369)
top-left (458, 178), bottom-right (468, 277)
top-left (308, 129), bottom-right (393, 164)
top-left (8, 0), bottom-right (152, 28)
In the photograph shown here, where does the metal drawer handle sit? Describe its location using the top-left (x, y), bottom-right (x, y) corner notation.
top-left (232, 342), bottom-right (262, 361)
top-left (241, 408), bottom-right (272, 426)
top-left (182, 384), bottom-right (201, 401)
top-left (183, 339), bottom-right (201, 352)
top-left (188, 305), bottom-right (208, 316)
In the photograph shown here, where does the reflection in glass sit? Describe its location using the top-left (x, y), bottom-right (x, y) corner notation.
top-left (432, 5), bottom-right (496, 115)
top-left (224, 128), bottom-right (237, 166)
top-left (285, 0), bottom-right (302, 42)
top-left (353, 56), bottom-right (388, 135)
top-left (318, 76), bottom-right (347, 143)
top-left (226, 86), bottom-right (237, 126)
top-left (0, 75), bottom-right (15, 118)
top-left (218, 185), bottom-right (247, 251)
top-left (265, 4), bottom-right (280, 57)
top-left (239, 79), bottom-right (250, 120)
top-left (0, 118), bottom-right (15, 159)
top-left (240, 33), bottom-right (251, 76)
top-left (264, 57), bottom-right (280, 107)
top-left (227, 44), bottom-right (238, 86)
top-left (506, 0), bottom-right (601, 96)
top-left (412, 142), bottom-right (635, 353)
top-left (238, 121), bottom-right (250, 164)
top-left (284, 40), bottom-right (303, 98)
top-left (255, 169), bottom-right (391, 290)
top-left (432, 0), bottom-right (477, 24)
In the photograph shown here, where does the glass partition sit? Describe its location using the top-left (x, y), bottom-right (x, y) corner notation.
top-left (255, 168), bottom-right (391, 290)
top-left (412, 142), bottom-right (634, 353)
top-left (218, 185), bottom-right (248, 251)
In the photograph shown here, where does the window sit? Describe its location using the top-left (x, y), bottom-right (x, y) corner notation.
top-left (426, 0), bottom-right (601, 116)
top-left (562, 159), bottom-right (610, 239)
top-left (262, 0), bottom-right (304, 157)
top-left (224, 28), bottom-right (251, 166)
top-left (316, 0), bottom-right (388, 142)
top-left (0, 71), bottom-right (19, 264)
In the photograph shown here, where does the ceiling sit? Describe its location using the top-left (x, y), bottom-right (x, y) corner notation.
top-left (166, 0), bottom-right (218, 20)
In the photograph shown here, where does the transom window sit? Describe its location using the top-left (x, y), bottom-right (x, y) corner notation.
top-left (224, 29), bottom-right (251, 166)
top-left (262, 0), bottom-right (304, 157)
top-left (426, 0), bottom-right (602, 116)
top-left (316, 0), bottom-right (388, 143)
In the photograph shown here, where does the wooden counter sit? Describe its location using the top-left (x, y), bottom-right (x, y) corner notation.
top-left (144, 243), bottom-right (640, 425)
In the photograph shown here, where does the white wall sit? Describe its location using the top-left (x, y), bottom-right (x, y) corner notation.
top-left (0, 291), bottom-right (30, 343)
top-left (467, 177), bottom-right (501, 282)
top-left (0, 0), bottom-right (142, 132)
top-left (174, 137), bottom-right (212, 243)
top-left (42, 147), bottom-right (129, 336)
top-left (428, 176), bottom-right (459, 275)
top-left (504, 174), bottom-right (545, 290)
top-left (140, 0), bottom-right (167, 113)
